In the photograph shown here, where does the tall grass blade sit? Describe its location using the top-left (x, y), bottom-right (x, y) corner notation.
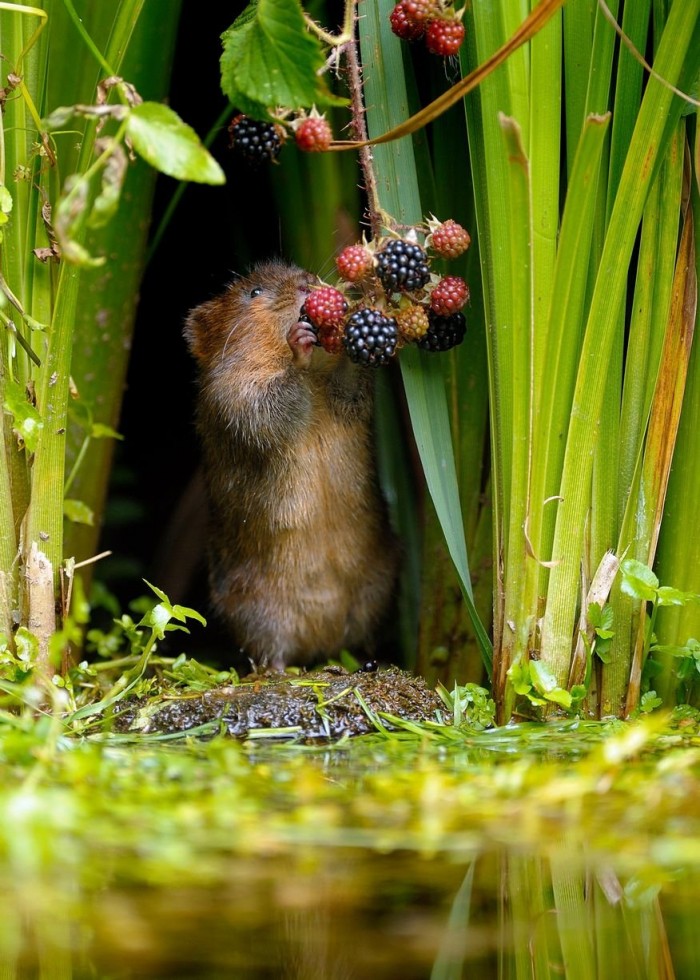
top-left (540, 0), bottom-right (699, 687)
top-left (359, 0), bottom-right (491, 671)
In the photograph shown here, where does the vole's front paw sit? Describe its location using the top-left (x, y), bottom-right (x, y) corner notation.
top-left (287, 317), bottom-right (317, 367)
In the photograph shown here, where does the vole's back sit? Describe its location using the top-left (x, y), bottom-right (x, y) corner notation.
top-left (184, 260), bottom-right (399, 669)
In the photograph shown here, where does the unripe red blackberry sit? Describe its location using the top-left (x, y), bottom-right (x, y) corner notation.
top-left (428, 219), bottom-right (471, 259)
top-left (343, 308), bottom-right (398, 366)
top-left (396, 303), bottom-right (430, 343)
top-left (228, 114), bottom-right (283, 166)
top-left (317, 326), bottom-right (344, 354)
top-left (336, 244), bottom-right (374, 283)
top-left (295, 114), bottom-right (333, 152)
top-left (375, 238), bottom-right (431, 293)
top-left (418, 310), bottom-right (466, 352)
top-left (425, 17), bottom-right (465, 57)
top-left (430, 276), bottom-right (469, 316)
top-left (302, 286), bottom-right (348, 330)
top-left (389, 0), bottom-right (426, 41)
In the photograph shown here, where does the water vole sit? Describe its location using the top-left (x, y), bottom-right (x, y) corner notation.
top-left (184, 260), bottom-right (400, 670)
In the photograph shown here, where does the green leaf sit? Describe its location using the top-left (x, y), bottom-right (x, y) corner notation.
top-left (530, 660), bottom-right (573, 709)
top-left (91, 422), bottom-right (123, 440)
top-left (125, 103), bottom-right (225, 185)
top-left (639, 691), bottom-right (663, 713)
top-left (15, 627), bottom-right (39, 664)
top-left (220, 0), bottom-right (346, 112)
top-left (88, 141), bottom-right (127, 229)
top-left (529, 659), bottom-right (558, 694)
top-left (54, 174), bottom-right (106, 268)
top-left (620, 558), bottom-right (659, 602)
top-left (656, 586), bottom-right (700, 607)
top-left (63, 499), bottom-right (94, 525)
top-left (3, 378), bottom-right (43, 453)
top-left (0, 183), bottom-right (12, 242)
top-left (587, 601), bottom-right (614, 633)
top-left (507, 661), bottom-right (532, 696)
top-left (171, 604), bottom-right (207, 628)
top-left (595, 645), bottom-right (613, 665)
top-left (652, 638), bottom-right (700, 660)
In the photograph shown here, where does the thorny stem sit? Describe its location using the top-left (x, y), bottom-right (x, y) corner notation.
top-left (343, 14), bottom-right (383, 240)
top-left (304, 0), bottom-right (355, 48)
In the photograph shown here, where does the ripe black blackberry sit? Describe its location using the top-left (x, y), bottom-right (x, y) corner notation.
top-left (228, 114), bottom-right (282, 166)
top-left (417, 310), bottom-right (466, 352)
top-left (343, 308), bottom-right (398, 366)
top-left (375, 238), bottom-right (431, 292)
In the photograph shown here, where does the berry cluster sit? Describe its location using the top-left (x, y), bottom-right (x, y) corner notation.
top-left (389, 1), bottom-right (466, 57)
top-left (300, 217), bottom-right (471, 366)
top-left (228, 109), bottom-right (334, 166)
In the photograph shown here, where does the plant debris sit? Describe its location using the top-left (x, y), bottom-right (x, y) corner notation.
top-left (112, 665), bottom-right (449, 741)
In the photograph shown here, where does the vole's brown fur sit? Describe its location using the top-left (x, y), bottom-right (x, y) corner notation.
top-left (184, 260), bottom-right (400, 670)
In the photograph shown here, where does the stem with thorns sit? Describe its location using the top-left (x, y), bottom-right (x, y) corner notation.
top-left (343, 10), bottom-right (383, 239)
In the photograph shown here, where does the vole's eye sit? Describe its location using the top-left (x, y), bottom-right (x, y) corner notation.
top-left (249, 286), bottom-right (263, 298)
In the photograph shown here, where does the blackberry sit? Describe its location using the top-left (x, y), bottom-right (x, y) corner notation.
top-left (336, 244), bottom-right (373, 282)
top-left (343, 308), bottom-right (398, 366)
top-left (396, 303), bottom-right (430, 343)
top-left (228, 114), bottom-right (282, 166)
top-left (389, 1), bottom-right (426, 41)
top-left (425, 17), bottom-right (466, 57)
top-left (428, 218), bottom-right (471, 259)
top-left (295, 114), bottom-right (333, 152)
top-left (375, 238), bottom-right (431, 293)
top-left (417, 310), bottom-right (466, 352)
top-left (302, 286), bottom-right (348, 330)
top-left (430, 275), bottom-right (469, 316)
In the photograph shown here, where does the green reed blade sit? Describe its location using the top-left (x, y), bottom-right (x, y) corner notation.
top-left (360, 0), bottom-right (492, 672)
top-left (654, 172), bottom-right (700, 704)
top-left (526, 113), bottom-right (610, 599)
top-left (541, 0), bottom-right (700, 686)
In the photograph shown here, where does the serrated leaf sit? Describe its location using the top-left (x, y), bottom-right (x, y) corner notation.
top-left (126, 103), bottom-right (225, 185)
top-left (3, 378), bottom-right (43, 452)
top-left (63, 499), bottom-right (94, 525)
top-left (620, 558), bottom-right (659, 602)
top-left (587, 601), bottom-right (603, 628)
top-left (221, 0), bottom-right (347, 111)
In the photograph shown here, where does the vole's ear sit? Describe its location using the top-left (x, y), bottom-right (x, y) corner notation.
top-left (183, 303), bottom-right (211, 363)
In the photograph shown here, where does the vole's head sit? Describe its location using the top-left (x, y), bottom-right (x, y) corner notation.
top-left (184, 260), bottom-right (318, 370)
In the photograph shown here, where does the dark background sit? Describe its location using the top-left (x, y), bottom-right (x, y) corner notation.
top-left (100, 2), bottom-right (366, 660)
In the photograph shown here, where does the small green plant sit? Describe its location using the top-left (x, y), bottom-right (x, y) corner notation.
top-left (0, 2), bottom-right (222, 679)
top-left (621, 557), bottom-right (700, 708)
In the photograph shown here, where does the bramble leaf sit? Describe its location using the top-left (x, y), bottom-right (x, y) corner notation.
top-left (3, 379), bottom-right (43, 452)
top-left (126, 103), bottom-right (225, 185)
top-left (620, 558), bottom-right (659, 602)
top-left (220, 0), bottom-right (347, 114)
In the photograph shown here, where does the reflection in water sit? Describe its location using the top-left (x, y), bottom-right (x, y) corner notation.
top-left (0, 844), bottom-right (697, 978)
